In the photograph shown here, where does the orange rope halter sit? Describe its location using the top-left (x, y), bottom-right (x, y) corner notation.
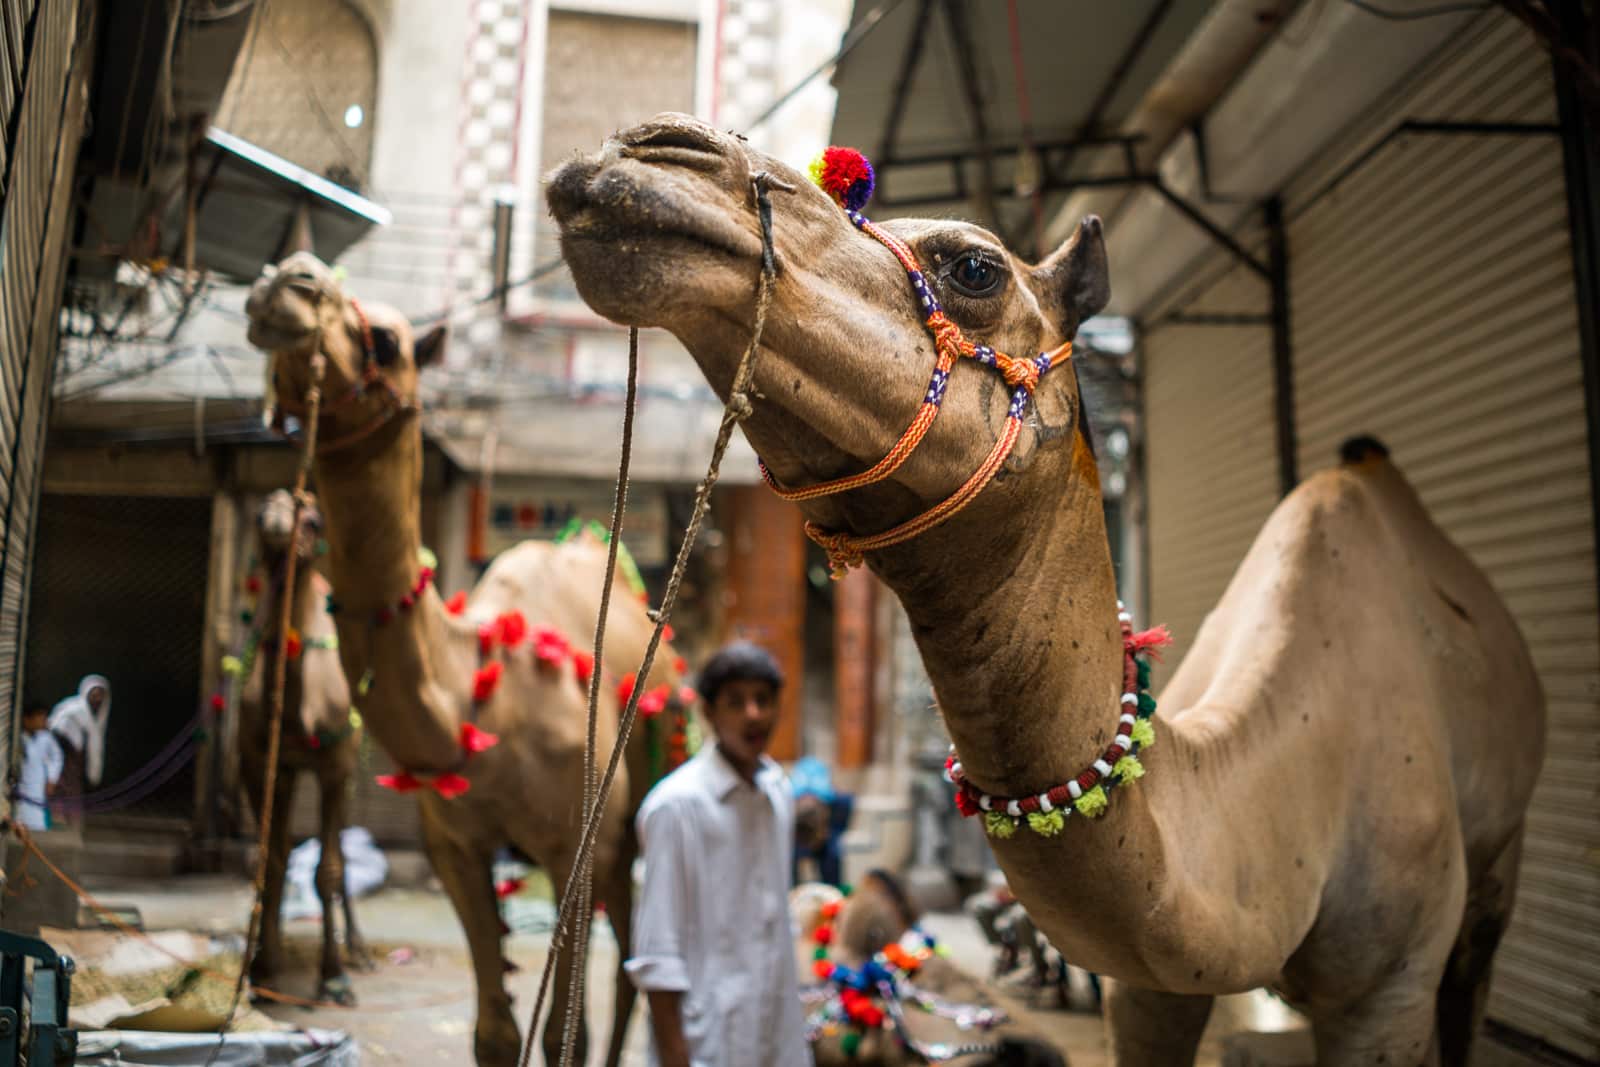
top-left (766, 149), bottom-right (1070, 577)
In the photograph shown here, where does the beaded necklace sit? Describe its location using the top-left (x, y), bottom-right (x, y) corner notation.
top-left (946, 602), bottom-right (1171, 837)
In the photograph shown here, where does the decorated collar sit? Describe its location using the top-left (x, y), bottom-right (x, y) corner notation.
top-left (946, 602), bottom-right (1170, 838)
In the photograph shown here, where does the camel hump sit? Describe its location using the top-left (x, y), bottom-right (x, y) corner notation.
top-left (1338, 434), bottom-right (1390, 465)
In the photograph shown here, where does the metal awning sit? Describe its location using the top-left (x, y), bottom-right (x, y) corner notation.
top-left (159, 128), bottom-right (392, 283)
top-left (828, 0), bottom-right (1216, 255)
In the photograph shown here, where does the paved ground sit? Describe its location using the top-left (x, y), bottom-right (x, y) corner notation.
top-left (73, 872), bottom-right (1304, 1066)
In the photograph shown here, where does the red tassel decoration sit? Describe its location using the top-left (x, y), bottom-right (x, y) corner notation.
top-left (445, 591), bottom-right (468, 616)
top-left (460, 722), bottom-right (500, 754)
top-left (209, 693), bottom-right (226, 713)
top-left (573, 651), bottom-right (594, 686)
top-left (672, 656), bottom-right (688, 675)
top-left (284, 630), bottom-right (303, 660)
top-left (617, 672), bottom-right (637, 706)
top-left (478, 622), bottom-right (498, 657)
top-left (1126, 625), bottom-right (1174, 659)
top-left (954, 787), bottom-right (979, 818)
top-left (473, 661), bottom-right (504, 703)
top-left (376, 772), bottom-right (422, 793)
top-left (531, 625), bottom-right (571, 668)
top-left (433, 773), bottom-right (471, 799)
top-left (496, 611), bottom-right (528, 648)
top-left (813, 923), bottom-right (834, 945)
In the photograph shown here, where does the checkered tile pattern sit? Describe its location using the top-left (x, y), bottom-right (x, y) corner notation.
top-left (449, 0), bottom-right (532, 361)
top-left (717, 0), bottom-right (781, 131)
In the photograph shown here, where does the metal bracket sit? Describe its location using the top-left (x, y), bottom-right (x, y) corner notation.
top-left (0, 929), bottom-right (77, 1066)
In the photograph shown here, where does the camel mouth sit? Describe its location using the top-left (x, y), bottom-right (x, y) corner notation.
top-left (547, 156), bottom-right (762, 262)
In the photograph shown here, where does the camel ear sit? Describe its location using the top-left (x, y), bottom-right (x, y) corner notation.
top-left (1036, 216), bottom-right (1110, 332)
top-left (414, 324), bottom-right (448, 368)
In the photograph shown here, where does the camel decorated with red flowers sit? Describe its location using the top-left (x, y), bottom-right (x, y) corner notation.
top-left (244, 253), bottom-right (690, 1067)
top-left (232, 489), bottom-right (370, 1005)
top-left (548, 115), bottom-right (1546, 1066)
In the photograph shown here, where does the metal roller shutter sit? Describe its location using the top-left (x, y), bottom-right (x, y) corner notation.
top-left (1285, 14), bottom-right (1598, 1056)
top-left (0, 0), bottom-right (87, 830)
top-left (1142, 258), bottom-right (1280, 684)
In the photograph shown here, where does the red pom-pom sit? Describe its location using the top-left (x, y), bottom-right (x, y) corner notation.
top-left (445, 591), bottom-right (468, 616)
top-left (495, 877), bottom-right (525, 899)
top-left (284, 631), bottom-right (303, 660)
top-left (1126, 625), bottom-right (1174, 659)
top-left (673, 656), bottom-right (688, 676)
top-left (813, 959), bottom-right (835, 980)
top-left (244, 575), bottom-right (262, 595)
top-left (460, 722), bottom-right (500, 754)
top-left (811, 147), bottom-right (876, 212)
top-left (210, 693), bottom-right (226, 713)
top-left (813, 923), bottom-right (834, 945)
top-left (376, 772), bottom-right (422, 793)
top-left (433, 772), bottom-right (471, 799)
top-left (954, 787), bottom-right (979, 817)
top-left (677, 685), bottom-right (697, 707)
top-left (820, 899), bottom-right (842, 920)
top-left (573, 651), bottom-right (594, 686)
top-left (617, 672), bottom-right (637, 706)
top-left (662, 624), bottom-right (676, 642)
top-left (638, 686), bottom-right (668, 719)
top-left (473, 661), bottom-right (504, 703)
top-left (478, 622), bottom-right (498, 657)
top-left (860, 1004), bottom-right (885, 1029)
top-left (496, 611), bottom-right (529, 648)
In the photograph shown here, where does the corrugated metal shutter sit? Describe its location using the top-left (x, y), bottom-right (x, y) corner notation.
top-left (1, 0), bottom-right (88, 827)
top-left (1142, 258), bottom-right (1279, 684)
top-left (1285, 14), bottom-right (1598, 1057)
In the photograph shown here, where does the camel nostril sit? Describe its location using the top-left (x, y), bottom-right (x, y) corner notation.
top-left (619, 118), bottom-right (726, 169)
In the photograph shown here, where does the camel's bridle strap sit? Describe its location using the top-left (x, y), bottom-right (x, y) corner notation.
top-left (274, 298), bottom-right (418, 455)
top-left (760, 207), bottom-right (1070, 577)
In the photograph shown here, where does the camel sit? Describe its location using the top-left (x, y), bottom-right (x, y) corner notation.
top-left (547, 113), bottom-right (1546, 1066)
top-left (234, 489), bottom-right (371, 1005)
top-left (243, 253), bottom-right (687, 1067)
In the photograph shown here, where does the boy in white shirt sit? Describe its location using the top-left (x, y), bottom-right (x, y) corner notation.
top-left (626, 641), bottom-right (811, 1067)
top-left (17, 703), bottom-right (63, 831)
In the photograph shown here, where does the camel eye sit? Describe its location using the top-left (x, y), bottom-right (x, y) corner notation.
top-left (947, 253), bottom-right (1004, 298)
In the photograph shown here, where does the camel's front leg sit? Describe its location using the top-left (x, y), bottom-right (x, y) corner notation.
top-left (314, 775), bottom-right (357, 1005)
top-left (423, 816), bottom-right (519, 1067)
top-left (246, 767), bottom-right (296, 991)
top-left (1104, 980), bottom-right (1214, 1067)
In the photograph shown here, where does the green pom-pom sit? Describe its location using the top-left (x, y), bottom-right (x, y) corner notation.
top-left (315, 537), bottom-right (329, 556)
top-left (838, 883), bottom-right (852, 898)
top-left (1136, 660), bottom-right (1151, 688)
top-left (1130, 717), bottom-right (1156, 749)
top-left (934, 943), bottom-right (950, 957)
top-left (1113, 754), bottom-right (1145, 782)
top-left (221, 655), bottom-right (243, 677)
top-left (418, 546), bottom-right (438, 570)
top-left (813, 945), bottom-right (828, 960)
top-left (984, 811), bottom-right (1018, 839)
top-left (1026, 810), bottom-right (1066, 836)
top-left (240, 610), bottom-right (254, 624)
top-left (1138, 692), bottom-right (1157, 714)
top-left (1074, 785), bottom-right (1108, 818)
top-left (840, 1031), bottom-right (862, 1057)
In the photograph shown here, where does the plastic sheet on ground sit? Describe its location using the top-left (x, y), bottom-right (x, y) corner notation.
top-left (74, 1028), bottom-right (357, 1066)
top-left (282, 828), bottom-right (387, 921)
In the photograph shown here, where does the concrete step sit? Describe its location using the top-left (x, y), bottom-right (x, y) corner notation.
top-left (77, 833), bottom-right (186, 880)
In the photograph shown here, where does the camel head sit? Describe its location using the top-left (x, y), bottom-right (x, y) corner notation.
top-left (245, 252), bottom-right (447, 441)
top-left (547, 114), bottom-right (1109, 543)
top-left (255, 488), bottom-right (323, 564)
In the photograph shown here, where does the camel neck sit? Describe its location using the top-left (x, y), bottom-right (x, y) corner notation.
top-left (312, 428), bottom-right (467, 769)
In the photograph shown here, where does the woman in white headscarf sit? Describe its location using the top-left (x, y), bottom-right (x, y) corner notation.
top-left (49, 675), bottom-right (111, 818)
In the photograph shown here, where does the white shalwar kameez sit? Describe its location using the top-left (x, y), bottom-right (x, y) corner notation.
top-left (626, 744), bottom-right (812, 1067)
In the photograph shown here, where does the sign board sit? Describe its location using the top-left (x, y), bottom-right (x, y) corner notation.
top-left (482, 481), bottom-right (669, 567)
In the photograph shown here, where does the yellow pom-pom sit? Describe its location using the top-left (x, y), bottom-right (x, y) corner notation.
top-left (418, 546), bottom-right (438, 571)
top-left (1113, 754), bottom-right (1145, 782)
top-left (984, 811), bottom-right (1018, 839)
top-left (807, 153), bottom-right (827, 187)
top-left (348, 708), bottom-right (363, 731)
top-left (1130, 717), bottom-right (1156, 749)
top-left (1026, 810), bottom-right (1066, 836)
top-left (1075, 785), bottom-right (1108, 818)
top-left (222, 655), bottom-right (243, 677)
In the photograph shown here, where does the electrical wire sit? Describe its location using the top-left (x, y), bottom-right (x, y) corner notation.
top-left (1344, 0), bottom-right (1492, 20)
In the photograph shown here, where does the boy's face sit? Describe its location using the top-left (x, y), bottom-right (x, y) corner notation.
top-left (708, 677), bottom-right (779, 770)
top-left (22, 710), bottom-right (47, 734)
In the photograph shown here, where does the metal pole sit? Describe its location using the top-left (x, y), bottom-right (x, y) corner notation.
top-left (491, 192), bottom-right (515, 316)
top-left (1266, 196), bottom-right (1297, 497)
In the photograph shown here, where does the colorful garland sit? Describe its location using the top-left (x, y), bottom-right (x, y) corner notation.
top-left (805, 897), bottom-right (1002, 1058)
top-left (946, 602), bottom-right (1171, 838)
